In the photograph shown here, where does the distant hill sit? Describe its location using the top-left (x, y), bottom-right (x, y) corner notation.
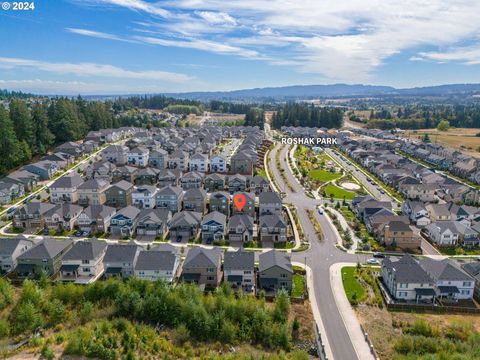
top-left (163, 83), bottom-right (480, 101)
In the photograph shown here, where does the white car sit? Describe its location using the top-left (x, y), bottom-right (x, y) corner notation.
top-left (366, 258), bottom-right (380, 265)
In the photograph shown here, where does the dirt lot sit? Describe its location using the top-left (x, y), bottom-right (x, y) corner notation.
top-left (401, 128), bottom-right (480, 157)
top-left (356, 305), bottom-right (480, 360)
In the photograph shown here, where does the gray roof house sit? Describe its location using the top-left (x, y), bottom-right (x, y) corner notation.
top-left (259, 214), bottom-right (287, 243)
top-left (77, 204), bottom-right (116, 234)
top-left (182, 247), bottom-right (222, 289)
top-left (109, 206), bottom-right (142, 237)
top-left (156, 185), bottom-right (184, 213)
top-left (136, 208), bottom-right (172, 238)
top-left (228, 214), bottom-right (256, 243)
top-left (223, 250), bottom-right (255, 291)
top-left (134, 249), bottom-right (180, 283)
top-left (183, 188), bottom-right (207, 214)
top-left (169, 211), bottom-right (202, 242)
top-left (209, 191), bottom-right (230, 217)
top-left (103, 243), bottom-right (141, 278)
top-left (0, 237), bottom-right (34, 273)
top-left (201, 211), bottom-right (227, 243)
top-left (16, 239), bottom-right (73, 278)
top-left (60, 239), bottom-right (107, 283)
top-left (259, 192), bottom-right (283, 216)
top-left (258, 250), bottom-right (293, 293)
top-left (50, 175), bottom-right (84, 204)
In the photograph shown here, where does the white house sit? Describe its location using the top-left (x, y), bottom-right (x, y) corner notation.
top-left (210, 154), bottom-right (227, 173)
top-left (127, 147), bottom-right (149, 167)
top-left (59, 239), bottom-right (107, 284)
top-left (132, 185), bottom-right (158, 209)
top-left (50, 175), bottom-right (84, 204)
top-left (424, 221), bottom-right (461, 246)
top-left (189, 153), bottom-right (209, 172)
top-left (0, 237), bottom-right (34, 273)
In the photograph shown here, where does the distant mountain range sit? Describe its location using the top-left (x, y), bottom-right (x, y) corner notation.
top-left (162, 83), bottom-right (480, 101)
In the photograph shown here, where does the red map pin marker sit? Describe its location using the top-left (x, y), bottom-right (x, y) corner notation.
top-left (233, 193), bottom-right (247, 211)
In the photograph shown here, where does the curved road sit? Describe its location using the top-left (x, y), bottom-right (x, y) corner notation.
top-left (268, 143), bottom-right (369, 360)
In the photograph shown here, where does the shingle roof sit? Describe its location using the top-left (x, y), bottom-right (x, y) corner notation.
top-left (62, 239), bottom-right (107, 261)
top-left (259, 250), bottom-right (292, 273)
top-left (259, 192), bottom-right (282, 204)
top-left (382, 254), bottom-right (432, 283)
top-left (135, 251), bottom-right (177, 271)
top-left (202, 211), bottom-right (226, 225)
top-left (103, 243), bottom-right (139, 263)
top-left (223, 250), bottom-right (254, 271)
top-left (259, 214), bottom-right (287, 228)
top-left (184, 247), bottom-right (221, 268)
top-left (51, 175), bottom-right (84, 189)
top-left (0, 237), bottom-right (33, 255)
top-left (18, 239), bottom-right (73, 260)
top-left (419, 258), bottom-right (473, 282)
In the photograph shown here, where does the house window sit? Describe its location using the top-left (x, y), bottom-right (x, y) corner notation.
top-left (82, 260), bottom-right (90, 264)
top-left (398, 291), bottom-right (407, 297)
top-left (399, 283), bottom-right (407, 288)
top-left (280, 273), bottom-right (287, 278)
top-left (463, 281), bottom-right (472, 287)
top-left (83, 268), bottom-right (90, 272)
top-left (207, 276), bottom-right (214, 281)
top-left (461, 290), bottom-right (470, 295)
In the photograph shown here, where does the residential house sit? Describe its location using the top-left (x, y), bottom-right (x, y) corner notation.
top-left (0, 237), bottom-right (34, 273)
top-left (228, 214), bottom-right (255, 242)
top-left (209, 191), bottom-right (230, 217)
top-left (55, 141), bottom-right (83, 157)
top-left (156, 185), bottom-right (184, 213)
top-left (87, 161), bottom-right (116, 183)
top-left (134, 248), bottom-right (180, 282)
top-left (135, 167), bottom-right (159, 185)
top-left (149, 149), bottom-right (168, 169)
top-left (259, 191), bottom-right (282, 216)
top-left (77, 205), bottom-right (116, 234)
top-left (4, 170), bottom-right (39, 192)
top-left (228, 174), bottom-right (248, 193)
top-left (204, 173), bottom-right (226, 192)
top-left (401, 200), bottom-right (431, 227)
top-left (44, 204), bottom-right (83, 231)
top-left (424, 221), bottom-right (462, 247)
top-left (169, 211), bottom-right (202, 242)
top-left (210, 154), bottom-right (227, 173)
top-left (109, 206), bottom-right (141, 237)
top-left (50, 175), bottom-right (84, 204)
top-left (231, 151), bottom-right (254, 175)
top-left (14, 202), bottom-right (57, 230)
top-left (0, 181), bottom-right (24, 205)
top-left (251, 175), bottom-right (270, 194)
top-left (103, 243), bottom-right (140, 278)
top-left (258, 250), bottom-right (293, 293)
top-left (189, 152), bottom-right (209, 172)
top-left (379, 220), bottom-right (421, 250)
top-left (16, 239), bottom-right (73, 278)
top-left (201, 211), bottom-right (226, 243)
top-left (232, 192), bottom-right (256, 217)
top-left (132, 185), bottom-right (158, 209)
top-left (182, 247), bottom-right (222, 288)
top-left (112, 165), bottom-right (138, 183)
top-left (136, 208), bottom-right (171, 237)
top-left (381, 255), bottom-right (437, 302)
top-left (259, 214), bottom-right (287, 243)
top-left (105, 180), bottom-right (134, 208)
top-left (127, 147), bottom-right (149, 167)
top-left (102, 144), bottom-right (128, 165)
top-left (183, 188), bottom-right (207, 213)
top-left (461, 262), bottom-right (480, 299)
top-left (420, 258), bottom-right (475, 300)
top-left (169, 149), bottom-right (189, 171)
top-left (223, 250), bottom-right (255, 291)
top-left (157, 169), bottom-right (181, 187)
top-left (426, 203), bottom-right (452, 222)
top-left (78, 179), bottom-right (109, 206)
top-left (180, 171), bottom-right (205, 190)
top-left (23, 160), bottom-right (58, 180)
top-left (60, 239), bottom-right (107, 283)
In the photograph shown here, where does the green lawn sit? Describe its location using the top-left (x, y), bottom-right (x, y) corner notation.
top-left (274, 241), bottom-right (295, 249)
top-left (308, 169), bottom-right (341, 182)
top-left (341, 266), bottom-right (366, 304)
top-left (323, 184), bottom-right (356, 200)
top-left (437, 246), bottom-right (480, 256)
top-left (256, 168), bottom-right (267, 178)
top-left (291, 274), bottom-right (305, 297)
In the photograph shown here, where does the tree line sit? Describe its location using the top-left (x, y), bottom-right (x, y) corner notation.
top-left (0, 97), bottom-right (122, 175)
top-left (271, 103), bottom-right (343, 129)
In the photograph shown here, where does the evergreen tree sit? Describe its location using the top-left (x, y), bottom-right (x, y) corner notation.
top-left (0, 105), bottom-right (23, 174)
top-left (31, 102), bottom-right (54, 155)
top-left (9, 99), bottom-right (35, 152)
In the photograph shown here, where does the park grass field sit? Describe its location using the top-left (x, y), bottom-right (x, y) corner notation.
top-left (401, 128), bottom-right (480, 158)
top-left (323, 183), bottom-right (356, 200)
top-left (308, 169), bottom-right (341, 182)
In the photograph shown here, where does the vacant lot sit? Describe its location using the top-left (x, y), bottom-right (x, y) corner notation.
top-left (356, 306), bottom-right (480, 360)
top-left (402, 128), bottom-right (480, 157)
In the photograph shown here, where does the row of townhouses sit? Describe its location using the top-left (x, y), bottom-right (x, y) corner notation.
top-left (0, 237), bottom-right (293, 293)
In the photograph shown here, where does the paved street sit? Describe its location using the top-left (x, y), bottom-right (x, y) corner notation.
top-left (268, 142), bottom-right (371, 360)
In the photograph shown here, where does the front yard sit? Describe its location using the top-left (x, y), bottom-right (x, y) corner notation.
top-left (291, 274), bottom-right (306, 298)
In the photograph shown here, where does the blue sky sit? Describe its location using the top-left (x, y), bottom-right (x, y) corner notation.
top-left (2, 0), bottom-right (480, 94)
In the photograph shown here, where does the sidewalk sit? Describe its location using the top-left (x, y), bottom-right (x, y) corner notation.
top-left (330, 262), bottom-right (376, 360)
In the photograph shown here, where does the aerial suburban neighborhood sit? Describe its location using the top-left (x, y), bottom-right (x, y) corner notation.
top-left (2, 1), bottom-right (480, 359)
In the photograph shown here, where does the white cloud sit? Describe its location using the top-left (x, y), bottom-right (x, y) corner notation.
top-left (73, 0), bottom-right (480, 82)
top-left (66, 27), bottom-right (138, 43)
top-left (0, 56), bottom-right (192, 82)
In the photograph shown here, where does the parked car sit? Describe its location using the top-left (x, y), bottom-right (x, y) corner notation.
top-left (373, 252), bottom-right (385, 258)
top-left (318, 206), bottom-right (324, 215)
top-left (366, 258), bottom-right (380, 265)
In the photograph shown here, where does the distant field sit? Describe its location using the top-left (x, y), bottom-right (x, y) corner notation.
top-left (402, 128), bottom-right (480, 158)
